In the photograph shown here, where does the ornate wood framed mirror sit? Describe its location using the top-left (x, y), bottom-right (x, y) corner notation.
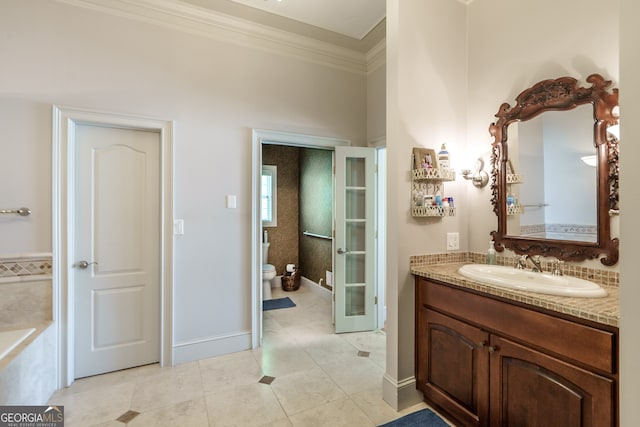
top-left (489, 74), bottom-right (619, 265)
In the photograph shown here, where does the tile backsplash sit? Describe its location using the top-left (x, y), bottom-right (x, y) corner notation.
top-left (0, 253), bottom-right (53, 326)
top-left (0, 254), bottom-right (52, 280)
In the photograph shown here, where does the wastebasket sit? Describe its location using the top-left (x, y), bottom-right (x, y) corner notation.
top-left (281, 269), bottom-right (300, 291)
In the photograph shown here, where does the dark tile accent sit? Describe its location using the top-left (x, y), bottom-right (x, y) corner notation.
top-left (259, 375), bottom-right (276, 385)
top-left (357, 351), bottom-right (370, 358)
top-left (116, 410), bottom-right (140, 423)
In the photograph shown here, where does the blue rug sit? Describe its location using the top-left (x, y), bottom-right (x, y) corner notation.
top-left (378, 408), bottom-right (449, 427)
top-left (263, 297), bottom-right (296, 311)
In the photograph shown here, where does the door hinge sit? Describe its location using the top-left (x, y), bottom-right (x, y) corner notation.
top-left (375, 296), bottom-right (378, 305)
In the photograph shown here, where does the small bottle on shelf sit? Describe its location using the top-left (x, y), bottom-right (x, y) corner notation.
top-left (438, 144), bottom-right (450, 169)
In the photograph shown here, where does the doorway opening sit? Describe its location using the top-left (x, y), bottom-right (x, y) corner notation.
top-left (251, 130), bottom-right (385, 347)
top-left (261, 144), bottom-right (333, 303)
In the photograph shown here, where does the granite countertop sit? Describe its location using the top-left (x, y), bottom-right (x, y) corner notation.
top-left (411, 262), bottom-right (620, 327)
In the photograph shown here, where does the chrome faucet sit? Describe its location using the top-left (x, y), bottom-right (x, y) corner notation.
top-left (550, 258), bottom-right (564, 276)
top-left (515, 255), bottom-right (528, 270)
top-left (526, 255), bottom-right (542, 272)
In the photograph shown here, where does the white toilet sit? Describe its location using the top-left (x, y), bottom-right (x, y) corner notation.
top-left (262, 242), bottom-right (276, 300)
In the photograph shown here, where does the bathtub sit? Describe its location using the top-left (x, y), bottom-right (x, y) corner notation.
top-left (0, 324), bottom-right (56, 405)
top-left (0, 328), bottom-right (36, 360)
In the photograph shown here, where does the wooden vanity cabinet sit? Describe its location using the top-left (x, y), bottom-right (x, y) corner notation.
top-left (415, 276), bottom-right (618, 427)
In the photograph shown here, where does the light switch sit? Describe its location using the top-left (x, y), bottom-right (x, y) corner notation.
top-left (226, 195), bottom-right (237, 209)
top-left (174, 219), bottom-right (184, 235)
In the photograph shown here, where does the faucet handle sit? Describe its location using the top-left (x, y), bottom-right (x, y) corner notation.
top-left (526, 254), bottom-right (542, 272)
top-left (515, 254), bottom-right (527, 269)
top-left (551, 259), bottom-right (564, 276)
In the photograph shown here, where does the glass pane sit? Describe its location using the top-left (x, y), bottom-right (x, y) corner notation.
top-left (261, 174), bottom-right (272, 222)
top-left (345, 285), bottom-right (365, 316)
top-left (345, 253), bottom-right (365, 284)
top-left (346, 157), bottom-right (366, 187)
top-left (346, 189), bottom-right (365, 220)
top-left (261, 166), bottom-right (277, 226)
top-left (261, 195), bottom-right (271, 222)
top-left (346, 222), bottom-right (365, 252)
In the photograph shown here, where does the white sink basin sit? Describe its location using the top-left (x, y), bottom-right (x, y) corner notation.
top-left (458, 264), bottom-right (607, 298)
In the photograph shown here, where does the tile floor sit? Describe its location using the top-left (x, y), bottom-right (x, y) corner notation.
top-left (48, 283), bottom-right (451, 426)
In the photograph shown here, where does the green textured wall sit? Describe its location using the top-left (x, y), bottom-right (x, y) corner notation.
top-left (299, 148), bottom-right (333, 290)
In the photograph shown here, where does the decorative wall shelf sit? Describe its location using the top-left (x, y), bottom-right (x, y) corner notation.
top-left (412, 206), bottom-right (456, 217)
top-left (411, 164), bottom-right (456, 218)
top-left (506, 173), bottom-right (524, 184)
top-left (412, 168), bottom-right (456, 181)
top-left (507, 204), bottom-right (525, 216)
top-left (506, 173), bottom-right (524, 215)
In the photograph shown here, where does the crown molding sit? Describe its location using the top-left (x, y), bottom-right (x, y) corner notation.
top-left (58, 0), bottom-right (383, 75)
top-left (366, 39), bottom-right (386, 74)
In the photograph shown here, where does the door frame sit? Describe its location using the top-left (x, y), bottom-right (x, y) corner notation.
top-left (52, 106), bottom-right (174, 387)
top-left (250, 129), bottom-right (349, 348)
top-left (375, 145), bottom-right (387, 330)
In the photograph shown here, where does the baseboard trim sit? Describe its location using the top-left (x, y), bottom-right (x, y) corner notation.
top-left (172, 331), bottom-right (251, 364)
top-left (300, 276), bottom-right (332, 302)
top-left (382, 373), bottom-right (424, 411)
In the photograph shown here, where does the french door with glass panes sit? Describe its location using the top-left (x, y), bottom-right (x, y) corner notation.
top-left (334, 146), bottom-right (376, 333)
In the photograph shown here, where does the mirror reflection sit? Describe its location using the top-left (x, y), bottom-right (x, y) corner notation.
top-left (507, 106), bottom-right (598, 242)
top-left (489, 74), bottom-right (619, 265)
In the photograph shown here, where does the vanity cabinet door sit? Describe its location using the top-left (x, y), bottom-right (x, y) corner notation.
top-left (417, 308), bottom-right (490, 427)
top-left (489, 335), bottom-right (615, 427)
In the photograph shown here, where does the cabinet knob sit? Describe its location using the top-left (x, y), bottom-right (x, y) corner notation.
top-left (488, 345), bottom-right (499, 353)
top-left (477, 340), bottom-right (487, 348)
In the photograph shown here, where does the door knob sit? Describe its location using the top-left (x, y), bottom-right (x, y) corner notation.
top-left (76, 260), bottom-right (98, 269)
top-left (337, 248), bottom-right (348, 255)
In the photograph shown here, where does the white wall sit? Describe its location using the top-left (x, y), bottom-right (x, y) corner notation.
top-left (0, 1), bottom-right (367, 357)
top-left (367, 63), bottom-right (386, 143)
top-left (385, 0), bottom-right (468, 409)
top-left (542, 109), bottom-right (597, 225)
top-left (466, 0), bottom-right (620, 270)
top-left (0, 99), bottom-right (52, 253)
top-left (619, 0), bottom-right (640, 423)
top-left (386, 0), bottom-right (622, 411)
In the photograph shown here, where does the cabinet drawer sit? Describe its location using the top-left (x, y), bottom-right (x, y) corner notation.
top-left (419, 278), bottom-right (617, 374)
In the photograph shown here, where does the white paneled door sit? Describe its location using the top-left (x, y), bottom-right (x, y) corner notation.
top-left (334, 146), bottom-right (376, 333)
top-left (74, 124), bottom-right (161, 378)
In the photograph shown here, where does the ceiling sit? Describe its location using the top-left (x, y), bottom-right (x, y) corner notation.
top-left (227, 0), bottom-right (385, 40)
top-left (180, 0), bottom-right (386, 51)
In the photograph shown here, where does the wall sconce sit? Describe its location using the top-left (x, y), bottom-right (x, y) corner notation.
top-left (461, 158), bottom-right (489, 188)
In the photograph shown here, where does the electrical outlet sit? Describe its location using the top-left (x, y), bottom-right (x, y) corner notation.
top-left (447, 232), bottom-right (459, 250)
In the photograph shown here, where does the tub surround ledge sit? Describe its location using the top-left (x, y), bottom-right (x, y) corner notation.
top-left (0, 321), bottom-right (53, 372)
top-left (0, 321), bottom-right (56, 405)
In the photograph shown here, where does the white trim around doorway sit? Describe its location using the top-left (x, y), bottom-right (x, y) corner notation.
top-left (250, 129), bottom-right (349, 348)
top-left (52, 106), bottom-right (174, 387)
